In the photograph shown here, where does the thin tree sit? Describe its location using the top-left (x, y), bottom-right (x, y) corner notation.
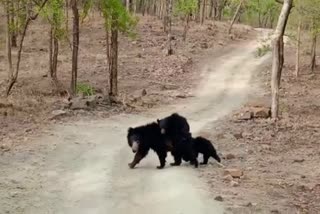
top-left (310, 21), bottom-right (317, 73)
top-left (175, 0), bottom-right (197, 41)
top-left (228, 0), bottom-right (244, 35)
top-left (5, 0), bottom-right (50, 96)
top-left (271, 0), bottom-right (293, 119)
top-left (43, 0), bottom-right (65, 87)
top-left (70, 0), bottom-right (79, 96)
top-left (200, 0), bottom-right (206, 25)
top-left (166, 0), bottom-right (173, 55)
top-left (101, 0), bottom-right (137, 97)
top-left (295, 16), bottom-right (301, 77)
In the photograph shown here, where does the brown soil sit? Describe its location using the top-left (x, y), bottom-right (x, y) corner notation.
top-left (199, 44), bottom-right (320, 213)
top-left (0, 15), bottom-right (253, 149)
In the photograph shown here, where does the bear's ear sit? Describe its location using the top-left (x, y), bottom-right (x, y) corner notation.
top-left (128, 127), bottom-right (133, 133)
top-left (156, 119), bottom-right (160, 124)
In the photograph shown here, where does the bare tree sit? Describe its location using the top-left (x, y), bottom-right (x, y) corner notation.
top-left (271, 0), bottom-right (293, 119)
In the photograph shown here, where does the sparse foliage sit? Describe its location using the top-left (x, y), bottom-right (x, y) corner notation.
top-left (174, 0), bottom-right (197, 41)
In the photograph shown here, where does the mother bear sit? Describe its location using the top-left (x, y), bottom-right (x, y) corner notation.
top-left (157, 113), bottom-right (198, 168)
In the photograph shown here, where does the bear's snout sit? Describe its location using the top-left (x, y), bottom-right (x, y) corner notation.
top-left (131, 141), bottom-right (139, 153)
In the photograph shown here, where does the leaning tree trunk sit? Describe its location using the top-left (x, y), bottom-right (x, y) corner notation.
top-left (71, 0), bottom-right (79, 96)
top-left (166, 0), bottom-right (173, 55)
top-left (228, 0), bottom-right (243, 34)
top-left (109, 22), bottom-right (118, 97)
top-left (271, 0), bottom-right (293, 119)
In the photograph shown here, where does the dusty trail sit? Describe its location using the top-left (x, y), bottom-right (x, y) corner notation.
top-left (0, 31), bottom-right (271, 214)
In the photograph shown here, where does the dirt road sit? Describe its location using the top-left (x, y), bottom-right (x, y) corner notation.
top-left (0, 31), bottom-right (271, 214)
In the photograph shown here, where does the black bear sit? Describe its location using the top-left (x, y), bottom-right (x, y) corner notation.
top-left (191, 136), bottom-right (221, 165)
top-left (127, 122), bottom-right (169, 169)
top-left (157, 113), bottom-right (198, 168)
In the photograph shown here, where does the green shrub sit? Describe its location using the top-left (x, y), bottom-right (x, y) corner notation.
top-left (76, 83), bottom-right (95, 96)
top-left (256, 44), bottom-right (271, 57)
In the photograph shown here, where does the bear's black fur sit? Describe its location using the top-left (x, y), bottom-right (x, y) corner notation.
top-left (127, 122), bottom-right (168, 169)
top-left (190, 136), bottom-right (221, 165)
top-left (157, 113), bottom-right (198, 168)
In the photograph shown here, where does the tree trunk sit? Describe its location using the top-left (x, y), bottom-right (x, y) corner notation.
top-left (52, 36), bottom-right (59, 83)
top-left (216, 0), bottom-right (225, 21)
top-left (310, 33), bottom-right (317, 73)
top-left (133, 0), bottom-right (137, 13)
top-left (166, 0), bottom-right (173, 55)
top-left (141, 0), bottom-right (146, 15)
top-left (49, 26), bottom-right (53, 77)
top-left (10, 1), bottom-right (18, 48)
top-left (6, 0), bottom-right (50, 96)
top-left (209, 0), bottom-right (214, 18)
top-left (106, 29), bottom-right (110, 63)
top-left (71, 0), bottom-right (79, 96)
top-left (65, 0), bottom-right (69, 34)
top-left (6, 0), bottom-right (14, 81)
top-left (200, 0), bottom-right (206, 25)
top-left (228, 0), bottom-right (243, 34)
top-left (196, 0), bottom-right (201, 22)
top-left (271, 0), bottom-right (293, 119)
top-left (126, 0), bottom-right (130, 11)
top-left (183, 13), bottom-right (191, 42)
top-left (295, 18), bottom-right (301, 77)
top-left (109, 23), bottom-right (118, 97)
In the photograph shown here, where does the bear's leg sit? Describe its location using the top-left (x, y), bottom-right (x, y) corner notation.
top-left (170, 153), bottom-right (182, 166)
top-left (156, 150), bottom-right (167, 169)
top-left (201, 154), bottom-right (210, 165)
top-left (211, 151), bottom-right (221, 163)
top-left (191, 156), bottom-right (199, 168)
top-left (128, 152), bottom-right (147, 169)
top-left (185, 144), bottom-right (198, 168)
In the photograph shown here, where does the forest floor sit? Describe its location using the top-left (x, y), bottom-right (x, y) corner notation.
top-left (1, 15), bottom-right (320, 214)
top-left (0, 14), bottom-right (252, 149)
top-left (199, 43), bottom-right (320, 213)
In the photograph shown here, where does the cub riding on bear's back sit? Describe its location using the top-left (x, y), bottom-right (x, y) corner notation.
top-left (157, 113), bottom-right (221, 166)
top-left (157, 113), bottom-right (199, 168)
top-left (127, 113), bottom-right (221, 169)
